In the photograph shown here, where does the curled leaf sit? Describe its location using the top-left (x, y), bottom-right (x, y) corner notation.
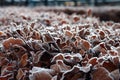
top-left (92, 67), bottom-right (113, 80)
top-left (3, 37), bottom-right (24, 49)
top-left (64, 30), bottom-right (73, 39)
top-left (81, 39), bottom-right (91, 50)
top-left (29, 67), bottom-right (53, 80)
top-left (19, 53), bottom-right (28, 67)
top-left (16, 68), bottom-right (24, 80)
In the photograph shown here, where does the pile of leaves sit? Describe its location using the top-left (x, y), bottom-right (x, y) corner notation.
top-left (0, 7), bottom-right (120, 80)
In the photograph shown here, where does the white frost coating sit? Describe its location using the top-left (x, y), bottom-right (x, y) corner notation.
top-left (116, 47), bottom-right (120, 56)
top-left (46, 27), bottom-right (55, 31)
top-left (72, 53), bottom-right (82, 61)
top-left (29, 67), bottom-right (54, 74)
top-left (51, 53), bottom-right (64, 62)
top-left (29, 67), bottom-right (54, 80)
top-left (56, 60), bottom-right (71, 72)
top-left (92, 42), bottom-right (105, 52)
top-left (80, 64), bottom-right (92, 73)
top-left (60, 64), bottom-right (91, 80)
top-left (60, 65), bottom-right (79, 80)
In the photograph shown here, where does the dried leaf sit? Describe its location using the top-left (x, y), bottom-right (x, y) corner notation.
top-left (61, 66), bottom-right (84, 80)
top-left (44, 34), bottom-right (53, 42)
top-left (110, 69), bottom-right (120, 80)
top-left (56, 60), bottom-right (71, 72)
top-left (92, 67), bottom-right (113, 80)
top-left (29, 67), bottom-right (53, 80)
top-left (56, 39), bottom-right (66, 49)
top-left (12, 45), bottom-right (26, 59)
top-left (0, 58), bottom-right (9, 66)
top-left (16, 68), bottom-right (24, 80)
top-left (3, 37), bottom-right (24, 49)
top-left (65, 30), bottom-right (73, 38)
top-left (99, 30), bottom-right (105, 39)
top-left (102, 61), bottom-right (117, 72)
top-left (0, 73), bottom-right (13, 80)
top-left (32, 31), bottom-right (41, 40)
top-left (19, 53), bottom-right (28, 67)
top-left (51, 53), bottom-right (64, 62)
top-left (88, 57), bottom-right (98, 66)
top-left (0, 31), bottom-right (5, 36)
top-left (73, 17), bottom-right (80, 22)
top-left (81, 39), bottom-right (91, 50)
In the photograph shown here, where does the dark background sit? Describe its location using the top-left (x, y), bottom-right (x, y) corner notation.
top-left (0, 0), bottom-right (120, 6)
top-left (0, 0), bottom-right (120, 22)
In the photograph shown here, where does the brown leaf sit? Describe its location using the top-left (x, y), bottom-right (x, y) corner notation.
top-left (16, 68), bottom-right (24, 80)
top-left (81, 54), bottom-right (89, 66)
top-left (0, 31), bottom-right (5, 36)
top-left (44, 34), bottom-right (53, 42)
top-left (79, 49), bottom-right (85, 56)
top-left (73, 17), bottom-right (80, 22)
top-left (44, 19), bottom-right (51, 26)
top-left (72, 53), bottom-right (82, 62)
top-left (32, 50), bottom-right (43, 64)
top-left (3, 37), bottom-right (24, 49)
top-left (62, 66), bottom-right (84, 80)
top-left (99, 30), bottom-right (105, 39)
top-left (12, 45), bottom-right (26, 59)
top-left (81, 39), bottom-right (91, 50)
top-left (87, 9), bottom-right (92, 16)
top-left (102, 61), bottom-right (117, 72)
top-left (65, 30), bottom-right (73, 38)
top-left (109, 50), bottom-right (118, 56)
top-left (30, 22), bottom-right (35, 28)
top-left (0, 58), bottom-right (9, 67)
top-left (61, 20), bottom-right (67, 25)
top-left (19, 53), bottom-right (28, 67)
top-left (92, 67), bottom-right (113, 80)
top-left (51, 75), bottom-right (57, 80)
top-left (88, 57), bottom-right (98, 66)
top-left (50, 64), bottom-right (61, 73)
top-left (29, 67), bottom-right (53, 80)
top-left (56, 39), bottom-right (66, 49)
top-left (56, 60), bottom-right (71, 72)
top-left (111, 56), bottom-right (120, 66)
top-left (110, 69), bottom-right (120, 80)
top-left (0, 73), bottom-right (13, 80)
top-left (51, 53), bottom-right (64, 62)
top-left (32, 31), bottom-right (41, 40)
top-left (1, 66), bottom-right (14, 76)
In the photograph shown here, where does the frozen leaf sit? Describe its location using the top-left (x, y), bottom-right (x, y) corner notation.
top-left (88, 57), bottom-right (98, 66)
top-left (92, 67), bottom-right (113, 80)
top-left (19, 53), bottom-right (28, 67)
top-left (81, 39), bottom-right (91, 50)
top-left (16, 68), bottom-right (24, 80)
top-left (44, 34), bottom-right (53, 42)
top-left (12, 45), bottom-right (26, 59)
top-left (61, 66), bottom-right (84, 80)
top-left (56, 60), bottom-right (71, 72)
top-left (3, 37), bottom-right (24, 49)
top-left (65, 30), bottom-right (73, 39)
top-left (56, 39), bottom-right (66, 49)
top-left (110, 69), bottom-right (120, 80)
top-left (51, 53), bottom-right (64, 62)
top-left (99, 30), bottom-right (105, 39)
top-left (73, 16), bottom-right (80, 22)
top-left (0, 73), bottom-right (13, 80)
top-left (102, 61), bottom-right (117, 72)
top-left (29, 67), bottom-right (53, 80)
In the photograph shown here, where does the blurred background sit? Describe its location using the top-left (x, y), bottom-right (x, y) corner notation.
top-left (0, 0), bottom-right (120, 6)
top-left (0, 0), bottom-right (120, 22)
